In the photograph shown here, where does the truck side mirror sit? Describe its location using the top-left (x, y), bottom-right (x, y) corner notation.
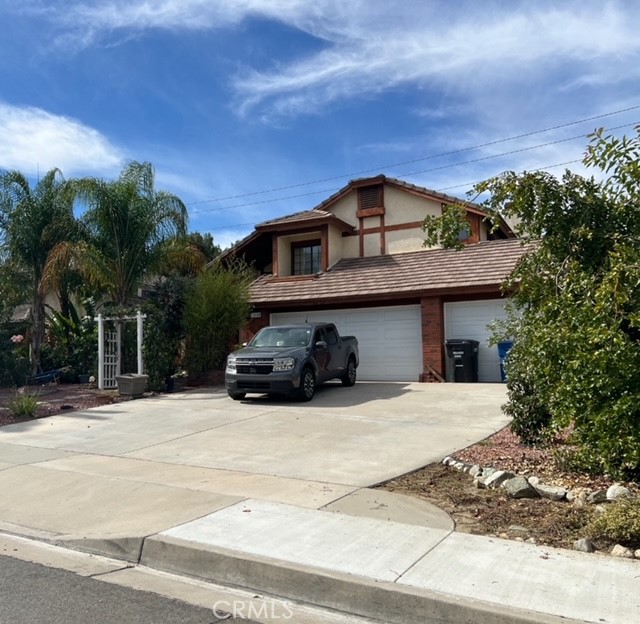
top-left (315, 340), bottom-right (327, 349)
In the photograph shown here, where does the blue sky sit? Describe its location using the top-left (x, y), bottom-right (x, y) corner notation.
top-left (1, 1), bottom-right (639, 248)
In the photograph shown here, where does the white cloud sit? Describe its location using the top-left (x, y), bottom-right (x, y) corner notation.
top-left (204, 226), bottom-right (254, 251)
top-left (0, 102), bottom-right (124, 176)
top-left (232, 3), bottom-right (640, 117)
top-left (14, 2), bottom-right (640, 122)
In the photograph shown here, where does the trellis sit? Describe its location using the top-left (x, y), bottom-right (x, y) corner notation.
top-left (95, 311), bottom-right (146, 390)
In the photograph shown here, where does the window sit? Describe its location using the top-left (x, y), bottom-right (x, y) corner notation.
top-left (292, 240), bottom-right (321, 275)
top-left (323, 326), bottom-right (338, 345)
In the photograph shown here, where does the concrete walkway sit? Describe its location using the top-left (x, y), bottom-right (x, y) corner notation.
top-left (0, 383), bottom-right (637, 623)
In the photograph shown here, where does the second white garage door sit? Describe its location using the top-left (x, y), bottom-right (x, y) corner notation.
top-left (444, 300), bottom-right (509, 383)
top-left (271, 305), bottom-right (423, 381)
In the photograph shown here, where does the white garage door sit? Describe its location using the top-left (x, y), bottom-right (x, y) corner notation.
top-left (271, 305), bottom-right (422, 381)
top-left (444, 300), bottom-right (509, 383)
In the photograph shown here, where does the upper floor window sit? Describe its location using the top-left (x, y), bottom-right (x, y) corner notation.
top-left (292, 239), bottom-right (321, 275)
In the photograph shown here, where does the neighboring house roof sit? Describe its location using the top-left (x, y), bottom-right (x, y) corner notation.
top-left (250, 239), bottom-right (529, 306)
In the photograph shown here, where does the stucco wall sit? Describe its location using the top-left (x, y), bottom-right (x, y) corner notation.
top-left (329, 193), bottom-right (358, 227)
top-left (385, 186), bottom-right (442, 226)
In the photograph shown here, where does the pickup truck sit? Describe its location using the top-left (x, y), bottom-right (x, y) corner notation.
top-left (225, 323), bottom-right (359, 401)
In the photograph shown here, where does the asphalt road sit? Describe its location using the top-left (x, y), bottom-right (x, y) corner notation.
top-left (0, 555), bottom-right (258, 624)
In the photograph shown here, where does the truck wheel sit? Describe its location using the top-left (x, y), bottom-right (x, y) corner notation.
top-left (297, 367), bottom-right (315, 401)
top-left (341, 357), bottom-right (357, 387)
top-left (228, 391), bottom-right (246, 401)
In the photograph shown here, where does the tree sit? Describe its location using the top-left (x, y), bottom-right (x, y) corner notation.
top-left (187, 232), bottom-right (221, 262)
top-left (183, 261), bottom-right (252, 375)
top-left (422, 125), bottom-right (640, 479)
top-left (48, 161), bottom-right (195, 307)
top-left (0, 169), bottom-right (77, 373)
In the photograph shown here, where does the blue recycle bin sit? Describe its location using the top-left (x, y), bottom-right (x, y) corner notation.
top-left (497, 341), bottom-right (513, 382)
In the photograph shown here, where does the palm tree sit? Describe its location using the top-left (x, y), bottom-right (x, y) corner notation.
top-left (50, 161), bottom-right (195, 307)
top-left (0, 168), bottom-right (77, 373)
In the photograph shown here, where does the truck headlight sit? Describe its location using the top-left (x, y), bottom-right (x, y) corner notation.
top-left (226, 356), bottom-right (237, 372)
top-left (273, 357), bottom-right (295, 371)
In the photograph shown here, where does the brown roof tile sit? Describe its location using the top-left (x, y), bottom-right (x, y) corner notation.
top-left (250, 239), bottom-right (530, 305)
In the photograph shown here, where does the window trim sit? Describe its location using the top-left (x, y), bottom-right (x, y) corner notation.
top-left (291, 238), bottom-right (322, 275)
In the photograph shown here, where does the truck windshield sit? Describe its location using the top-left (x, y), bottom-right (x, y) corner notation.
top-left (251, 327), bottom-right (312, 348)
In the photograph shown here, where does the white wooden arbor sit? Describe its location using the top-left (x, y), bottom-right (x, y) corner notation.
top-left (95, 311), bottom-right (146, 390)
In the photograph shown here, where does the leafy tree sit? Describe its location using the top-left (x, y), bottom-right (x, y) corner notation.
top-left (47, 161), bottom-right (195, 307)
top-left (183, 261), bottom-right (251, 375)
top-left (187, 232), bottom-right (221, 262)
top-left (423, 125), bottom-right (640, 479)
top-left (0, 169), bottom-right (77, 372)
top-left (142, 275), bottom-right (190, 391)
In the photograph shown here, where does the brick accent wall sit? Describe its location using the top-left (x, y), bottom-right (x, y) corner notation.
top-left (239, 312), bottom-right (270, 344)
top-left (420, 296), bottom-right (445, 382)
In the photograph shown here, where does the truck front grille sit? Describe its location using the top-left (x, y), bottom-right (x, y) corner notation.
top-left (236, 358), bottom-right (274, 375)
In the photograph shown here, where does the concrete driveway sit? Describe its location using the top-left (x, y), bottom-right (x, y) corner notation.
top-left (0, 382), bottom-right (508, 559)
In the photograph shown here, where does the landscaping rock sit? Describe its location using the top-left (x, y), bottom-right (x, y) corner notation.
top-left (606, 484), bottom-right (631, 501)
top-left (503, 476), bottom-right (539, 499)
top-left (530, 481), bottom-right (567, 501)
top-left (472, 477), bottom-right (486, 489)
top-left (610, 544), bottom-right (634, 558)
top-left (484, 470), bottom-right (515, 489)
top-left (565, 490), bottom-right (576, 503)
top-left (442, 456), bottom-right (453, 466)
top-left (469, 464), bottom-right (482, 478)
top-left (587, 490), bottom-right (608, 504)
top-left (483, 467), bottom-right (496, 479)
top-left (508, 525), bottom-right (530, 534)
top-left (574, 538), bottom-right (595, 553)
top-left (635, 549), bottom-right (640, 559)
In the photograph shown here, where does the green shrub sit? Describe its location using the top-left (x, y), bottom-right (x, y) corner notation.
top-left (184, 262), bottom-right (251, 375)
top-left (8, 392), bottom-right (39, 418)
top-left (586, 498), bottom-right (640, 547)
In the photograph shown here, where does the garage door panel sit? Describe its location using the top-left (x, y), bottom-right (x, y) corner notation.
top-left (444, 300), bottom-right (508, 383)
top-left (272, 305), bottom-right (422, 381)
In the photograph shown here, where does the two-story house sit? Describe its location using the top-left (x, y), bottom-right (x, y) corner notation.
top-left (222, 175), bottom-right (527, 382)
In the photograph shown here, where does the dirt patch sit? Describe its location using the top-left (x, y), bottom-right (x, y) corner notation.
top-left (381, 427), bottom-right (640, 551)
top-left (0, 383), bottom-right (125, 428)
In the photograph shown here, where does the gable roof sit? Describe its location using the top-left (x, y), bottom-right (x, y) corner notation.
top-left (256, 208), bottom-right (354, 232)
top-left (249, 238), bottom-right (529, 306)
top-left (220, 174), bottom-right (514, 262)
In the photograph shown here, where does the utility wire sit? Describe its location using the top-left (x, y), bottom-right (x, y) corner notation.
top-left (188, 104), bottom-right (640, 207)
top-left (204, 157), bottom-right (584, 231)
top-left (190, 120), bottom-right (637, 215)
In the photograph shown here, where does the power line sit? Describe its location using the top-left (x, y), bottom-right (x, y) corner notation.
top-left (188, 104), bottom-right (640, 207)
top-left (203, 157), bottom-right (584, 232)
top-left (190, 120), bottom-right (637, 215)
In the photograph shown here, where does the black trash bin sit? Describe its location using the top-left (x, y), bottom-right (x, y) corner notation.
top-left (445, 339), bottom-right (479, 382)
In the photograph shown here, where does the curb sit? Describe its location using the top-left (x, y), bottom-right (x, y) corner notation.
top-left (139, 533), bottom-right (582, 624)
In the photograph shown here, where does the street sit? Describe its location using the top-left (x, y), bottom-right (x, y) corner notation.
top-left (0, 555), bottom-right (256, 624)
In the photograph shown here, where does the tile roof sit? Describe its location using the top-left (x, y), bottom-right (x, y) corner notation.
top-left (315, 174), bottom-right (480, 213)
top-left (250, 239), bottom-right (531, 305)
top-left (257, 209), bottom-right (331, 227)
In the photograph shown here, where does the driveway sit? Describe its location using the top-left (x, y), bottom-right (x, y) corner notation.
top-left (0, 382), bottom-right (508, 558)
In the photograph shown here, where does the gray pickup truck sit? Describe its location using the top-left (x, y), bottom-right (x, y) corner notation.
top-left (225, 323), bottom-right (359, 401)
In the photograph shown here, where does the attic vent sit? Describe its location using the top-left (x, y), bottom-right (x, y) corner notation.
top-left (358, 184), bottom-right (383, 211)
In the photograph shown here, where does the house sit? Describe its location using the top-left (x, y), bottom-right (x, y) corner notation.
top-left (222, 175), bottom-right (527, 382)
